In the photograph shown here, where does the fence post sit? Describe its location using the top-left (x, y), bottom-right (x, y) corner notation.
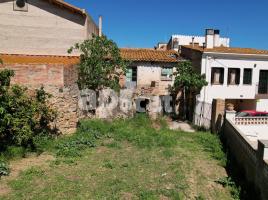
top-left (226, 110), bottom-right (236, 122)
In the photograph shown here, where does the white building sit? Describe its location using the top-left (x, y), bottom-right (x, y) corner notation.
top-left (0, 0), bottom-right (99, 56)
top-left (181, 29), bottom-right (268, 127)
top-left (167, 29), bottom-right (230, 51)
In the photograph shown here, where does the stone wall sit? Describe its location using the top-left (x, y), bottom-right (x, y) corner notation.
top-left (224, 118), bottom-right (268, 200)
top-left (0, 62), bottom-right (80, 134)
top-left (1, 62), bottom-right (169, 134)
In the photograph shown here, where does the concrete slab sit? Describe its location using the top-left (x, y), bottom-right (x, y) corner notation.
top-left (169, 120), bottom-right (196, 133)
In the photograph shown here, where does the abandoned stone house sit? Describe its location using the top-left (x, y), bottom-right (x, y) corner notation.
top-left (119, 48), bottom-right (181, 117)
top-left (120, 48), bottom-right (180, 95)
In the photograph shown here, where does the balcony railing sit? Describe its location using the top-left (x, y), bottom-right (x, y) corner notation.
top-left (235, 117), bottom-right (268, 125)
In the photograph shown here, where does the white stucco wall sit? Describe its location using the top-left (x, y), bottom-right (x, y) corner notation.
top-left (0, 0), bottom-right (98, 55)
top-left (198, 53), bottom-right (268, 107)
top-left (135, 62), bottom-right (175, 95)
top-left (256, 99), bottom-right (268, 111)
top-left (171, 35), bottom-right (230, 51)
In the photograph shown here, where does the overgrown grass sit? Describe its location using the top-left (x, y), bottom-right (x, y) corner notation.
top-left (1, 114), bottom-right (233, 199)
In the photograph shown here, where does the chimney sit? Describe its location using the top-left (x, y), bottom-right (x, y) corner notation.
top-left (98, 15), bottom-right (102, 37)
top-left (205, 29), bottom-right (214, 49)
top-left (214, 29), bottom-right (220, 47)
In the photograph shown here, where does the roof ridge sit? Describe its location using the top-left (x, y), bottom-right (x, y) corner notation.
top-left (182, 45), bottom-right (268, 55)
top-left (120, 48), bottom-right (177, 52)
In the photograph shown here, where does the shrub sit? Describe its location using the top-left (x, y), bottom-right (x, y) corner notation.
top-left (0, 161), bottom-right (10, 177)
top-left (0, 69), bottom-right (56, 151)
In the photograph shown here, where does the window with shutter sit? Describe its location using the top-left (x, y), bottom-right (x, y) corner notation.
top-left (228, 68), bottom-right (240, 85)
top-left (161, 67), bottom-right (173, 80)
top-left (211, 67), bottom-right (224, 85)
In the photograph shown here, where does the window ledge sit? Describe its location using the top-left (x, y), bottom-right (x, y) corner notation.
top-left (211, 83), bottom-right (224, 85)
top-left (161, 78), bottom-right (172, 81)
top-left (256, 94), bottom-right (268, 99)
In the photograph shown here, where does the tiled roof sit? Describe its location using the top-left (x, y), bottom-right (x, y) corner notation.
top-left (0, 49), bottom-right (180, 65)
top-left (0, 54), bottom-right (80, 65)
top-left (120, 48), bottom-right (180, 63)
top-left (182, 45), bottom-right (268, 55)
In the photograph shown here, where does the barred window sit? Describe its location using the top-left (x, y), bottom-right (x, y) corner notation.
top-left (243, 68), bottom-right (252, 85)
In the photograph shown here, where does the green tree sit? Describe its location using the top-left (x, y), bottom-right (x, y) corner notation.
top-left (172, 61), bottom-right (208, 119)
top-left (68, 35), bottom-right (128, 91)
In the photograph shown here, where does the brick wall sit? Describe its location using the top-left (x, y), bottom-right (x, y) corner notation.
top-left (0, 63), bottom-right (80, 134)
top-left (1, 64), bottom-right (65, 87)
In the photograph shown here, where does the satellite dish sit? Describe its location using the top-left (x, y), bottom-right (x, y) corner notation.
top-left (16, 0), bottom-right (25, 8)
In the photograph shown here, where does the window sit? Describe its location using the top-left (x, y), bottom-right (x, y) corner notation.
top-left (228, 68), bottom-right (240, 85)
top-left (125, 67), bottom-right (137, 89)
top-left (161, 67), bottom-right (173, 80)
top-left (211, 67), bottom-right (224, 84)
top-left (258, 70), bottom-right (268, 94)
top-left (243, 68), bottom-right (252, 85)
top-left (126, 67), bottom-right (137, 82)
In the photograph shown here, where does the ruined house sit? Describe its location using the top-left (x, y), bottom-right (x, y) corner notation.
top-left (119, 48), bottom-right (182, 118)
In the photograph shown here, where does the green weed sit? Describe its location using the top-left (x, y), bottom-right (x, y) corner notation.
top-left (0, 161), bottom-right (10, 177)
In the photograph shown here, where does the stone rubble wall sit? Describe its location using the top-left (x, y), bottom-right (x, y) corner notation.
top-left (1, 63), bottom-right (168, 134)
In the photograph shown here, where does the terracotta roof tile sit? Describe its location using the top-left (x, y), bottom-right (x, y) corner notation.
top-left (120, 48), bottom-right (180, 63)
top-left (0, 49), bottom-right (181, 65)
top-left (0, 54), bottom-right (80, 65)
top-left (182, 45), bottom-right (268, 55)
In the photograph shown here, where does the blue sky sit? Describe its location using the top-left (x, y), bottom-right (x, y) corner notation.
top-left (67, 0), bottom-right (268, 50)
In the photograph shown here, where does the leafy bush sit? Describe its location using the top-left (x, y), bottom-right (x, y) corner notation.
top-left (0, 161), bottom-right (10, 177)
top-left (0, 69), bottom-right (56, 151)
